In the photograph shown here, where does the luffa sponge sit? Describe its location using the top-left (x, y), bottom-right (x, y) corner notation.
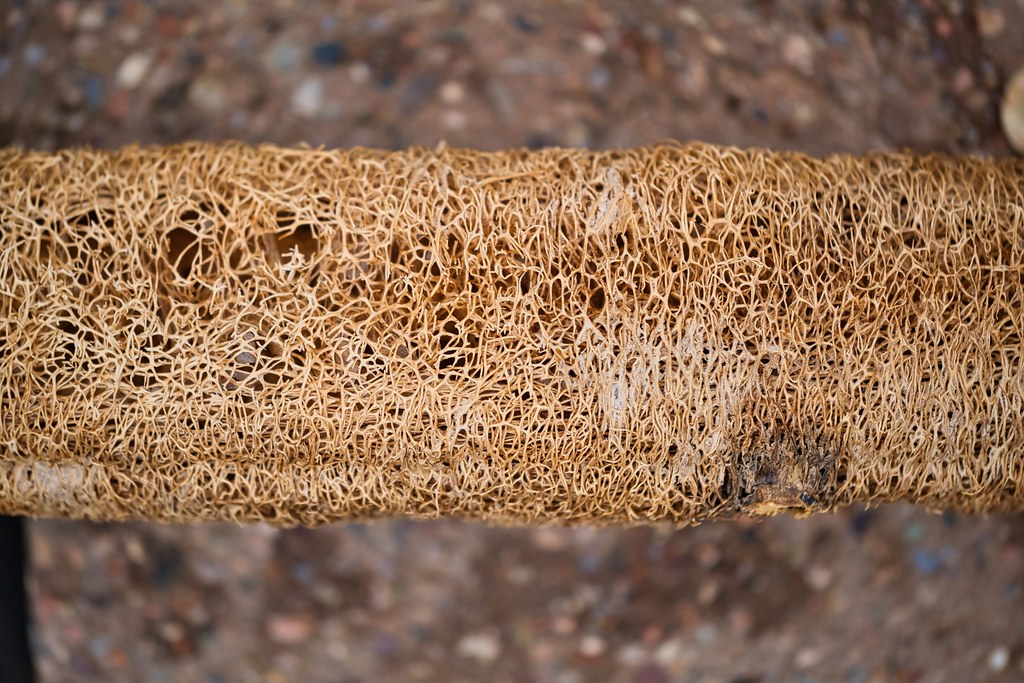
top-left (1, 142), bottom-right (1022, 525)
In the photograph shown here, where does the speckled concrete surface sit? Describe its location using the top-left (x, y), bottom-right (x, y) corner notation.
top-left (3, 1), bottom-right (1024, 681)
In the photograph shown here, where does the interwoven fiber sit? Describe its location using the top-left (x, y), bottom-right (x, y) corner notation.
top-left (1, 142), bottom-right (1022, 525)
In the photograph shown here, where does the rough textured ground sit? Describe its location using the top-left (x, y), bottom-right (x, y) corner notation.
top-left (2, 1), bottom-right (1024, 681)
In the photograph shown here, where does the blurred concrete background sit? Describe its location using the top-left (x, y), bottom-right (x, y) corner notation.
top-left (2, 1), bottom-right (1024, 682)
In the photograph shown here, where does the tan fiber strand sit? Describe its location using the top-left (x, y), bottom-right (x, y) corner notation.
top-left (0, 142), bottom-right (1022, 525)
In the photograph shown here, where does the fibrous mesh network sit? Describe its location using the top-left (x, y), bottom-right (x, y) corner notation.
top-left (1, 142), bottom-right (1022, 525)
